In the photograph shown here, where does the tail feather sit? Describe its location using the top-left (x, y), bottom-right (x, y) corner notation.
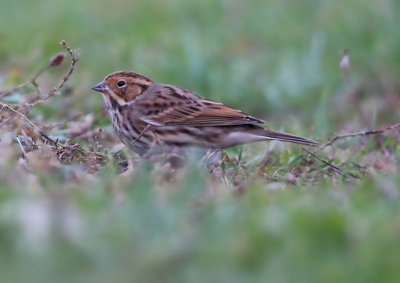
top-left (261, 129), bottom-right (319, 146)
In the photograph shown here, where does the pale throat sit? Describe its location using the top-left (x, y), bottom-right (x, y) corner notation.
top-left (102, 90), bottom-right (127, 110)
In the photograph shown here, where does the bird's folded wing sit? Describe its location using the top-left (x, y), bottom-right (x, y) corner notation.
top-left (135, 85), bottom-right (264, 127)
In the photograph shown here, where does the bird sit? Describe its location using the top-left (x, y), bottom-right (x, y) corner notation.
top-left (92, 71), bottom-right (318, 158)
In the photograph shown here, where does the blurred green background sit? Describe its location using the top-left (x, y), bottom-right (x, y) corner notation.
top-left (1, 0), bottom-right (399, 132)
top-left (1, 0), bottom-right (400, 282)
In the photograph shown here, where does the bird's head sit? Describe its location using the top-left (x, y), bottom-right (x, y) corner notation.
top-left (92, 71), bottom-right (154, 105)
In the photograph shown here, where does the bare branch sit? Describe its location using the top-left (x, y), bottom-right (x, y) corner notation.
top-left (302, 148), bottom-right (343, 175)
top-left (303, 122), bottom-right (400, 179)
top-left (15, 135), bottom-right (27, 158)
top-left (0, 102), bottom-right (39, 130)
top-left (0, 65), bottom-right (49, 99)
top-left (314, 122), bottom-right (400, 154)
top-left (0, 41), bottom-right (109, 173)
top-left (20, 40), bottom-right (79, 111)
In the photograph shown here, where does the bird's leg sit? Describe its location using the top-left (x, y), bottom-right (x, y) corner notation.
top-left (141, 126), bottom-right (164, 159)
top-left (143, 142), bottom-right (158, 159)
top-left (152, 128), bottom-right (164, 154)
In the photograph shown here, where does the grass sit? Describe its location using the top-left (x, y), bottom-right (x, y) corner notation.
top-left (0, 0), bottom-right (399, 282)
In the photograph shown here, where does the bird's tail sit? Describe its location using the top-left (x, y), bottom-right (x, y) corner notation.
top-left (259, 128), bottom-right (319, 146)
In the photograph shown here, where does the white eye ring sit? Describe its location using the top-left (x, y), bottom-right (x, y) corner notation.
top-left (117, 80), bottom-right (126, 88)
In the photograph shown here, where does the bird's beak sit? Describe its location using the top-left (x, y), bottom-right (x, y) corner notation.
top-left (91, 81), bottom-right (107, 92)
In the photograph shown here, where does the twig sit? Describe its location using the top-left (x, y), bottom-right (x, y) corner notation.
top-left (0, 40), bottom-right (79, 127)
top-left (0, 101), bottom-right (82, 154)
top-left (0, 101), bottom-right (61, 147)
top-left (15, 136), bottom-right (27, 158)
top-left (39, 130), bottom-right (66, 149)
top-left (0, 43), bottom-right (85, 156)
top-left (0, 48), bottom-right (68, 99)
top-left (20, 40), bottom-right (79, 111)
top-left (0, 41), bottom-right (76, 100)
top-left (0, 66), bottom-right (48, 99)
top-left (132, 124), bottom-right (151, 143)
top-left (302, 148), bottom-right (343, 175)
top-left (0, 103), bottom-right (6, 115)
top-left (0, 102), bottom-right (39, 129)
top-left (0, 103), bottom-right (55, 150)
top-left (301, 122), bottom-right (400, 180)
top-left (350, 162), bottom-right (368, 176)
top-left (0, 41), bottom-right (107, 171)
top-left (315, 122), bottom-right (400, 154)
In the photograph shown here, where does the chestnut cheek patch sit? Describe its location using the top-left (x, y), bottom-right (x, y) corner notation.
top-left (124, 85), bottom-right (144, 101)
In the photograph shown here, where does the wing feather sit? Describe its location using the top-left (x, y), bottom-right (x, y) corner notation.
top-left (134, 84), bottom-right (264, 127)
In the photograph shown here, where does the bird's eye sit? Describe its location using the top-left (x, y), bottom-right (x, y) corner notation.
top-left (117, 80), bottom-right (126, 87)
